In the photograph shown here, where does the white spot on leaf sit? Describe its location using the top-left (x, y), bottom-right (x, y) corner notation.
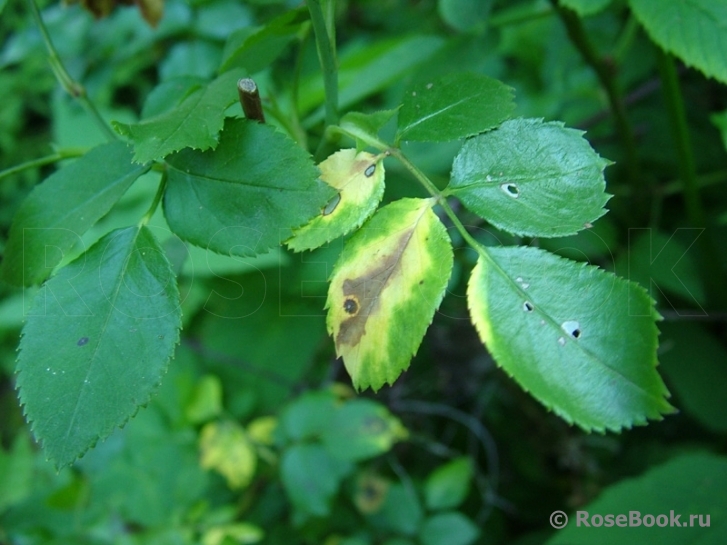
top-left (558, 336), bottom-right (566, 346)
top-left (500, 183), bottom-right (519, 198)
top-left (561, 320), bottom-right (581, 339)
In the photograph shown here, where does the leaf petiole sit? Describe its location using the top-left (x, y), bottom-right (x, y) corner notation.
top-left (140, 171), bottom-right (167, 226)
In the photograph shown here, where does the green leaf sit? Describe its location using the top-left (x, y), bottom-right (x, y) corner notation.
top-left (629, 0), bottom-right (727, 84)
top-left (16, 226), bottom-right (182, 468)
top-left (547, 452), bottom-right (727, 544)
top-left (420, 513), bottom-right (479, 545)
top-left (659, 322), bottom-right (727, 434)
top-left (219, 7), bottom-right (307, 73)
top-left (424, 457), bottom-right (472, 510)
top-left (0, 142), bottom-right (146, 287)
top-left (279, 390), bottom-right (338, 442)
top-left (185, 374), bottom-right (223, 424)
top-left (326, 198), bottom-right (454, 391)
top-left (164, 118), bottom-right (333, 256)
top-left (0, 434), bottom-right (33, 511)
top-left (448, 118), bottom-right (611, 237)
top-left (114, 70), bottom-right (242, 164)
top-left (559, 0), bottom-right (612, 17)
top-left (280, 443), bottom-right (352, 517)
top-left (467, 246), bottom-right (674, 431)
top-left (438, 0), bottom-right (493, 32)
top-left (321, 399), bottom-right (408, 461)
top-left (299, 35), bottom-right (445, 122)
top-left (341, 109), bottom-right (399, 139)
top-left (287, 149), bottom-right (386, 252)
top-left (378, 482), bottom-right (424, 536)
top-left (396, 72), bottom-right (514, 143)
top-left (141, 76), bottom-right (206, 119)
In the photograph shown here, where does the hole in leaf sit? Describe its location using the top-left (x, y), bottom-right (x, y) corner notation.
top-left (322, 192), bottom-right (341, 216)
top-left (523, 301), bottom-right (533, 312)
top-left (364, 164), bottom-right (376, 177)
top-left (561, 320), bottom-right (581, 339)
top-left (500, 183), bottom-right (519, 198)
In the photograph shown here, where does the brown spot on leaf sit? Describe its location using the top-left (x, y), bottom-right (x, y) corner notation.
top-left (336, 229), bottom-right (415, 347)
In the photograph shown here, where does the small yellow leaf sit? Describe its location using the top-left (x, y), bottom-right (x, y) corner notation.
top-left (287, 149), bottom-right (386, 252)
top-left (199, 421), bottom-right (256, 489)
top-left (247, 416), bottom-right (277, 446)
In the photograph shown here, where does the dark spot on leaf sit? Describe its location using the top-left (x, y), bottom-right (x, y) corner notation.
top-left (572, 329), bottom-right (581, 338)
top-left (344, 297), bottom-right (359, 315)
top-left (323, 192), bottom-right (341, 216)
top-left (337, 229), bottom-right (414, 347)
top-left (419, 280), bottom-right (424, 285)
top-left (523, 302), bottom-right (533, 312)
top-left (77, 336), bottom-right (89, 346)
top-left (364, 164), bottom-right (376, 177)
top-left (501, 183), bottom-right (519, 198)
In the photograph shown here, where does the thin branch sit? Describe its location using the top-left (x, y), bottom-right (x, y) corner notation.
top-left (550, 1), bottom-right (641, 189)
top-left (26, 0), bottom-right (117, 142)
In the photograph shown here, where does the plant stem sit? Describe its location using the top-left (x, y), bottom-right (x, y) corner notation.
top-left (0, 148), bottom-right (87, 181)
top-left (140, 171), bottom-right (167, 226)
top-left (26, 0), bottom-right (117, 142)
top-left (550, 1), bottom-right (641, 189)
top-left (307, 0), bottom-right (339, 128)
top-left (656, 50), bottom-right (727, 307)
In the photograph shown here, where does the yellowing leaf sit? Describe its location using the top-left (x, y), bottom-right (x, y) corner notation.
top-left (287, 149), bottom-right (386, 252)
top-left (326, 198), bottom-right (453, 390)
top-left (199, 421), bottom-right (256, 489)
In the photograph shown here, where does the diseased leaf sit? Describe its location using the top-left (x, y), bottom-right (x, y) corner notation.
top-left (114, 70), bottom-right (241, 164)
top-left (0, 142), bottom-right (146, 287)
top-left (287, 149), bottom-right (386, 252)
top-left (16, 226), bottom-right (181, 468)
top-left (467, 246), bottom-right (674, 431)
top-left (220, 7), bottom-right (307, 73)
top-left (199, 420), bottom-right (256, 489)
top-left (326, 198), bottom-right (453, 391)
top-left (396, 72), bottom-right (514, 143)
top-left (629, 0), bottom-right (727, 84)
top-left (164, 118), bottom-right (334, 256)
top-left (559, 0), bottom-right (612, 17)
top-left (448, 118), bottom-right (611, 237)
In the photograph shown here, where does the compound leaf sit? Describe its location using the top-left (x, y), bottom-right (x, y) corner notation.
top-left (16, 225), bottom-right (181, 468)
top-left (114, 70), bottom-right (241, 163)
top-left (165, 118), bottom-right (333, 256)
top-left (396, 72), bottom-right (514, 143)
top-left (1, 142), bottom-right (146, 287)
top-left (287, 149), bottom-right (386, 252)
top-left (467, 245), bottom-right (674, 431)
top-left (448, 118), bottom-right (611, 237)
top-left (629, 0), bottom-right (727, 84)
top-left (327, 198), bottom-right (453, 391)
